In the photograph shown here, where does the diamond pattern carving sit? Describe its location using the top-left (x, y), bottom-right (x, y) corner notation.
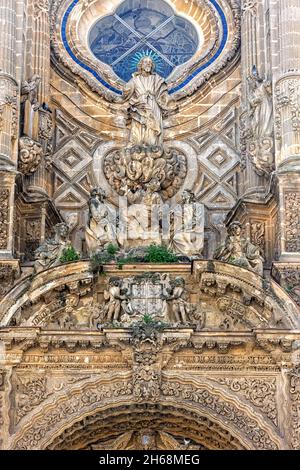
top-left (54, 186), bottom-right (87, 210)
top-left (53, 141), bottom-right (92, 180)
top-left (207, 150), bottom-right (230, 169)
top-left (200, 140), bottom-right (239, 178)
top-left (202, 185), bottom-right (236, 210)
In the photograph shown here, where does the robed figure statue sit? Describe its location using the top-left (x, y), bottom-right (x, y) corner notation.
top-left (117, 56), bottom-right (176, 147)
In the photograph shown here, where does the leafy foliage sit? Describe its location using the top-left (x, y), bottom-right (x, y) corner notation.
top-left (144, 244), bottom-right (178, 263)
top-left (60, 246), bottom-right (80, 263)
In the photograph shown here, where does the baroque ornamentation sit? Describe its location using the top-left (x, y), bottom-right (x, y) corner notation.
top-left (13, 380), bottom-right (133, 449)
top-left (214, 221), bottom-right (264, 275)
top-left (289, 366), bottom-right (300, 449)
top-left (272, 264), bottom-right (300, 307)
top-left (104, 145), bottom-right (187, 202)
top-left (285, 192), bottom-right (300, 253)
top-left (210, 377), bottom-right (277, 425)
top-left (161, 381), bottom-right (278, 450)
top-left (131, 323), bottom-right (166, 402)
top-left (0, 189), bottom-right (9, 250)
top-left (24, 220), bottom-right (41, 262)
top-left (34, 222), bottom-right (70, 273)
top-left (275, 79), bottom-right (300, 142)
top-left (93, 273), bottom-right (205, 328)
top-left (18, 136), bottom-right (43, 175)
top-left (0, 265), bottom-right (19, 298)
top-left (14, 376), bottom-right (48, 422)
top-left (34, 0), bottom-right (50, 18)
top-left (241, 0), bottom-right (256, 14)
top-left (250, 221), bottom-right (265, 254)
top-left (0, 91), bottom-right (18, 138)
top-left (39, 107), bottom-right (53, 159)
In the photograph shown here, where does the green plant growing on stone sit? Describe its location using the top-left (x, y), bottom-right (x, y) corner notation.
top-left (107, 244), bottom-right (119, 256)
top-left (144, 244), bottom-right (178, 263)
top-left (142, 313), bottom-right (154, 324)
top-left (60, 246), bottom-right (80, 263)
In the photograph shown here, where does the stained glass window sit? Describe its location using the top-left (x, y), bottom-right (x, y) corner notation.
top-left (89, 0), bottom-right (199, 82)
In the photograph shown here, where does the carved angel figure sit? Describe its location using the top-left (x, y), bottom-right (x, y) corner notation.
top-left (167, 277), bottom-right (190, 324)
top-left (34, 223), bottom-right (70, 273)
top-left (101, 277), bottom-right (128, 323)
top-left (214, 221), bottom-right (264, 276)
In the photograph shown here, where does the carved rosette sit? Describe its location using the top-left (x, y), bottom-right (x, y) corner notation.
top-left (18, 136), bottom-right (43, 175)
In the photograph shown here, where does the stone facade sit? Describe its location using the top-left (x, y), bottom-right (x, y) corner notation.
top-left (0, 0), bottom-right (300, 451)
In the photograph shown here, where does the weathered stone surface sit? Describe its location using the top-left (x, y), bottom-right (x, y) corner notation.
top-left (1, 0), bottom-right (300, 452)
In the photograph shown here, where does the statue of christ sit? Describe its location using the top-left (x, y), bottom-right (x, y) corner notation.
top-left (119, 56), bottom-right (176, 147)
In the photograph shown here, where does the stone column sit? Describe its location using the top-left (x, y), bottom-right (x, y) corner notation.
top-left (25, 0), bottom-right (52, 199)
top-left (239, 0), bottom-right (273, 198)
top-left (270, 0), bottom-right (300, 263)
top-left (0, 0), bottom-right (19, 261)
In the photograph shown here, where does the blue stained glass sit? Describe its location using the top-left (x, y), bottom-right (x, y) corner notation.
top-left (113, 47), bottom-right (173, 82)
top-left (88, 0), bottom-right (199, 81)
top-left (62, 0), bottom-right (229, 95)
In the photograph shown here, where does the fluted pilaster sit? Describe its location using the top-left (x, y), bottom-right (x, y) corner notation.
top-left (25, 0), bottom-right (52, 198)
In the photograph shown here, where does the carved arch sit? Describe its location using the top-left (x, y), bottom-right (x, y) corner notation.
top-left (9, 373), bottom-right (283, 450)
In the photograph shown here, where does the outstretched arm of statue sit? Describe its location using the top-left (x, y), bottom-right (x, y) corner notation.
top-left (110, 81), bottom-right (134, 104)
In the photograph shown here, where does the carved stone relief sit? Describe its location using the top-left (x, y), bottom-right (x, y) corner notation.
top-left (24, 220), bottom-right (41, 261)
top-left (240, 69), bottom-right (275, 176)
top-left (214, 221), bottom-right (264, 275)
top-left (285, 192), bottom-right (300, 253)
top-left (18, 136), bottom-right (43, 175)
top-left (0, 189), bottom-right (9, 250)
top-left (0, 265), bottom-right (18, 297)
top-left (92, 273), bottom-right (205, 329)
top-left (210, 377), bottom-right (277, 425)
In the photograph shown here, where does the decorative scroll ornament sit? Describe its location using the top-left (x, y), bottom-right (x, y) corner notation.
top-left (0, 189), bottom-right (9, 250)
top-left (104, 145), bottom-right (187, 202)
top-left (18, 136), bottom-right (43, 175)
